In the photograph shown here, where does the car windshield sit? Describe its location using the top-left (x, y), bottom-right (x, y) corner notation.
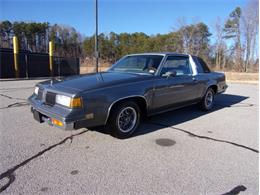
top-left (109, 55), bottom-right (164, 74)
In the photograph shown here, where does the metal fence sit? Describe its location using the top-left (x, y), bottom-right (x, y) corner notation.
top-left (0, 48), bottom-right (80, 78)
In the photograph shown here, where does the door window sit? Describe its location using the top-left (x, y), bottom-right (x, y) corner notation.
top-left (160, 56), bottom-right (192, 76)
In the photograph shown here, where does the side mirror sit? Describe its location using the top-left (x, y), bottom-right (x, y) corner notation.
top-left (163, 71), bottom-right (177, 78)
top-left (148, 69), bottom-right (155, 74)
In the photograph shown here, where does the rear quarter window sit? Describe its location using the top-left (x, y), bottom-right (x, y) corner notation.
top-left (193, 56), bottom-right (211, 73)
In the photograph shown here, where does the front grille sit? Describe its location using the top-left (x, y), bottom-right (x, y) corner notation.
top-left (37, 88), bottom-right (44, 100)
top-left (45, 91), bottom-right (56, 106)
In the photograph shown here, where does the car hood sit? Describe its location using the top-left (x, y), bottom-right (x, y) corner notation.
top-left (39, 71), bottom-right (152, 93)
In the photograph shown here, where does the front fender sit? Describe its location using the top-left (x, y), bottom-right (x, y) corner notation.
top-left (82, 81), bottom-right (153, 125)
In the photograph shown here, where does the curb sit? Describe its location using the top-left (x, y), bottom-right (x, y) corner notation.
top-left (0, 77), bottom-right (62, 82)
top-left (226, 80), bottom-right (258, 84)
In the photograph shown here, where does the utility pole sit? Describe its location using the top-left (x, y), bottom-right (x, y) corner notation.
top-left (95, 0), bottom-right (99, 73)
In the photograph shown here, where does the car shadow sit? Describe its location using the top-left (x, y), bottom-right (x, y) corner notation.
top-left (133, 93), bottom-right (250, 137)
top-left (90, 93), bottom-right (250, 138)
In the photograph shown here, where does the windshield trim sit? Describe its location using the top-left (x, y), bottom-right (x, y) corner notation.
top-left (106, 70), bottom-right (153, 76)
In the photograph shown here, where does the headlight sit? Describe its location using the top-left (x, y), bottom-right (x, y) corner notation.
top-left (55, 95), bottom-right (83, 108)
top-left (56, 95), bottom-right (71, 107)
top-left (34, 86), bottom-right (39, 95)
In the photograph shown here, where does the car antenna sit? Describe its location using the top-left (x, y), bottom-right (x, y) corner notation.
top-left (99, 72), bottom-right (104, 81)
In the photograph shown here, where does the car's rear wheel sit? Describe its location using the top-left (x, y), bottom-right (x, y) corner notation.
top-left (107, 101), bottom-right (141, 139)
top-left (200, 88), bottom-right (215, 111)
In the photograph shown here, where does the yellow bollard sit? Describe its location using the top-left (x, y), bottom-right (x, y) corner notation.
top-left (13, 36), bottom-right (19, 78)
top-left (49, 41), bottom-right (54, 77)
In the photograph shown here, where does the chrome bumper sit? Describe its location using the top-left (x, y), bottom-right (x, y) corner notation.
top-left (218, 84), bottom-right (228, 94)
top-left (30, 106), bottom-right (74, 130)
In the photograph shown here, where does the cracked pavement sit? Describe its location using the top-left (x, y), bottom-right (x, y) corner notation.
top-left (0, 80), bottom-right (258, 194)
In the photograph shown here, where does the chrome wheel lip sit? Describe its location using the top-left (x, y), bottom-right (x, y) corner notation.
top-left (117, 107), bottom-right (137, 133)
top-left (205, 90), bottom-right (214, 108)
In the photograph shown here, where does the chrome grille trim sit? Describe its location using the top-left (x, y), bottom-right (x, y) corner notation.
top-left (37, 88), bottom-right (44, 100)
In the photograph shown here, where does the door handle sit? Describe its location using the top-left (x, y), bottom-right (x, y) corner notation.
top-left (192, 77), bottom-right (198, 82)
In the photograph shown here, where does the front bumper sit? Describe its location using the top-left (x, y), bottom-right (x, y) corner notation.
top-left (28, 94), bottom-right (86, 130)
top-left (28, 94), bottom-right (103, 130)
top-left (30, 107), bottom-right (74, 130)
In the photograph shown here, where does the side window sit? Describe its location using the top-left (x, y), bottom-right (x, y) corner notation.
top-left (197, 57), bottom-right (211, 73)
top-left (160, 56), bottom-right (192, 76)
top-left (192, 56), bottom-right (204, 73)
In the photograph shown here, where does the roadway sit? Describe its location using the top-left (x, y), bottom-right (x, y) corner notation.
top-left (0, 80), bottom-right (258, 194)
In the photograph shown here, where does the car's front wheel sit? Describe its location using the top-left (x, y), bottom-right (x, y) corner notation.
top-left (107, 101), bottom-right (141, 139)
top-left (200, 88), bottom-right (215, 111)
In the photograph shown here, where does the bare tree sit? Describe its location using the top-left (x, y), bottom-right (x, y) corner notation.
top-left (175, 17), bottom-right (189, 53)
top-left (242, 0), bottom-right (259, 72)
top-left (214, 18), bottom-right (227, 70)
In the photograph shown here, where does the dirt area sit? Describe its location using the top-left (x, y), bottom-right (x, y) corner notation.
top-left (80, 65), bottom-right (258, 83)
top-left (80, 66), bottom-right (109, 74)
top-left (222, 72), bottom-right (259, 84)
top-left (224, 72), bottom-right (259, 82)
top-left (80, 59), bottom-right (111, 74)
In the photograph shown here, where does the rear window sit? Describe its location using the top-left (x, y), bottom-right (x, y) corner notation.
top-left (193, 56), bottom-right (211, 73)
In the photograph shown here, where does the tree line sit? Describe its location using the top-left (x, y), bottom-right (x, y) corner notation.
top-left (0, 21), bottom-right (83, 58)
top-left (83, 23), bottom-right (211, 64)
top-left (0, 0), bottom-right (258, 72)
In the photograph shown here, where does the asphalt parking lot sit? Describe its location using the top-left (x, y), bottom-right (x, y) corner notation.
top-left (0, 80), bottom-right (258, 195)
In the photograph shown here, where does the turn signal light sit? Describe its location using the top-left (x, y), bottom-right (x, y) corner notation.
top-left (70, 97), bottom-right (83, 108)
top-left (52, 118), bottom-right (63, 126)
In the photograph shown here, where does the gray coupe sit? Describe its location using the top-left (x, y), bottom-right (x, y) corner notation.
top-left (28, 52), bottom-right (227, 138)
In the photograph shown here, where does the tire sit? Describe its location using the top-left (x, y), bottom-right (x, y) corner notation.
top-left (107, 101), bottom-right (141, 139)
top-left (200, 88), bottom-right (215, 111)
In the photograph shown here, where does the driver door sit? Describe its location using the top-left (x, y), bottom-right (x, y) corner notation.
top-left (152, 55), bottom-right (199, 110)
